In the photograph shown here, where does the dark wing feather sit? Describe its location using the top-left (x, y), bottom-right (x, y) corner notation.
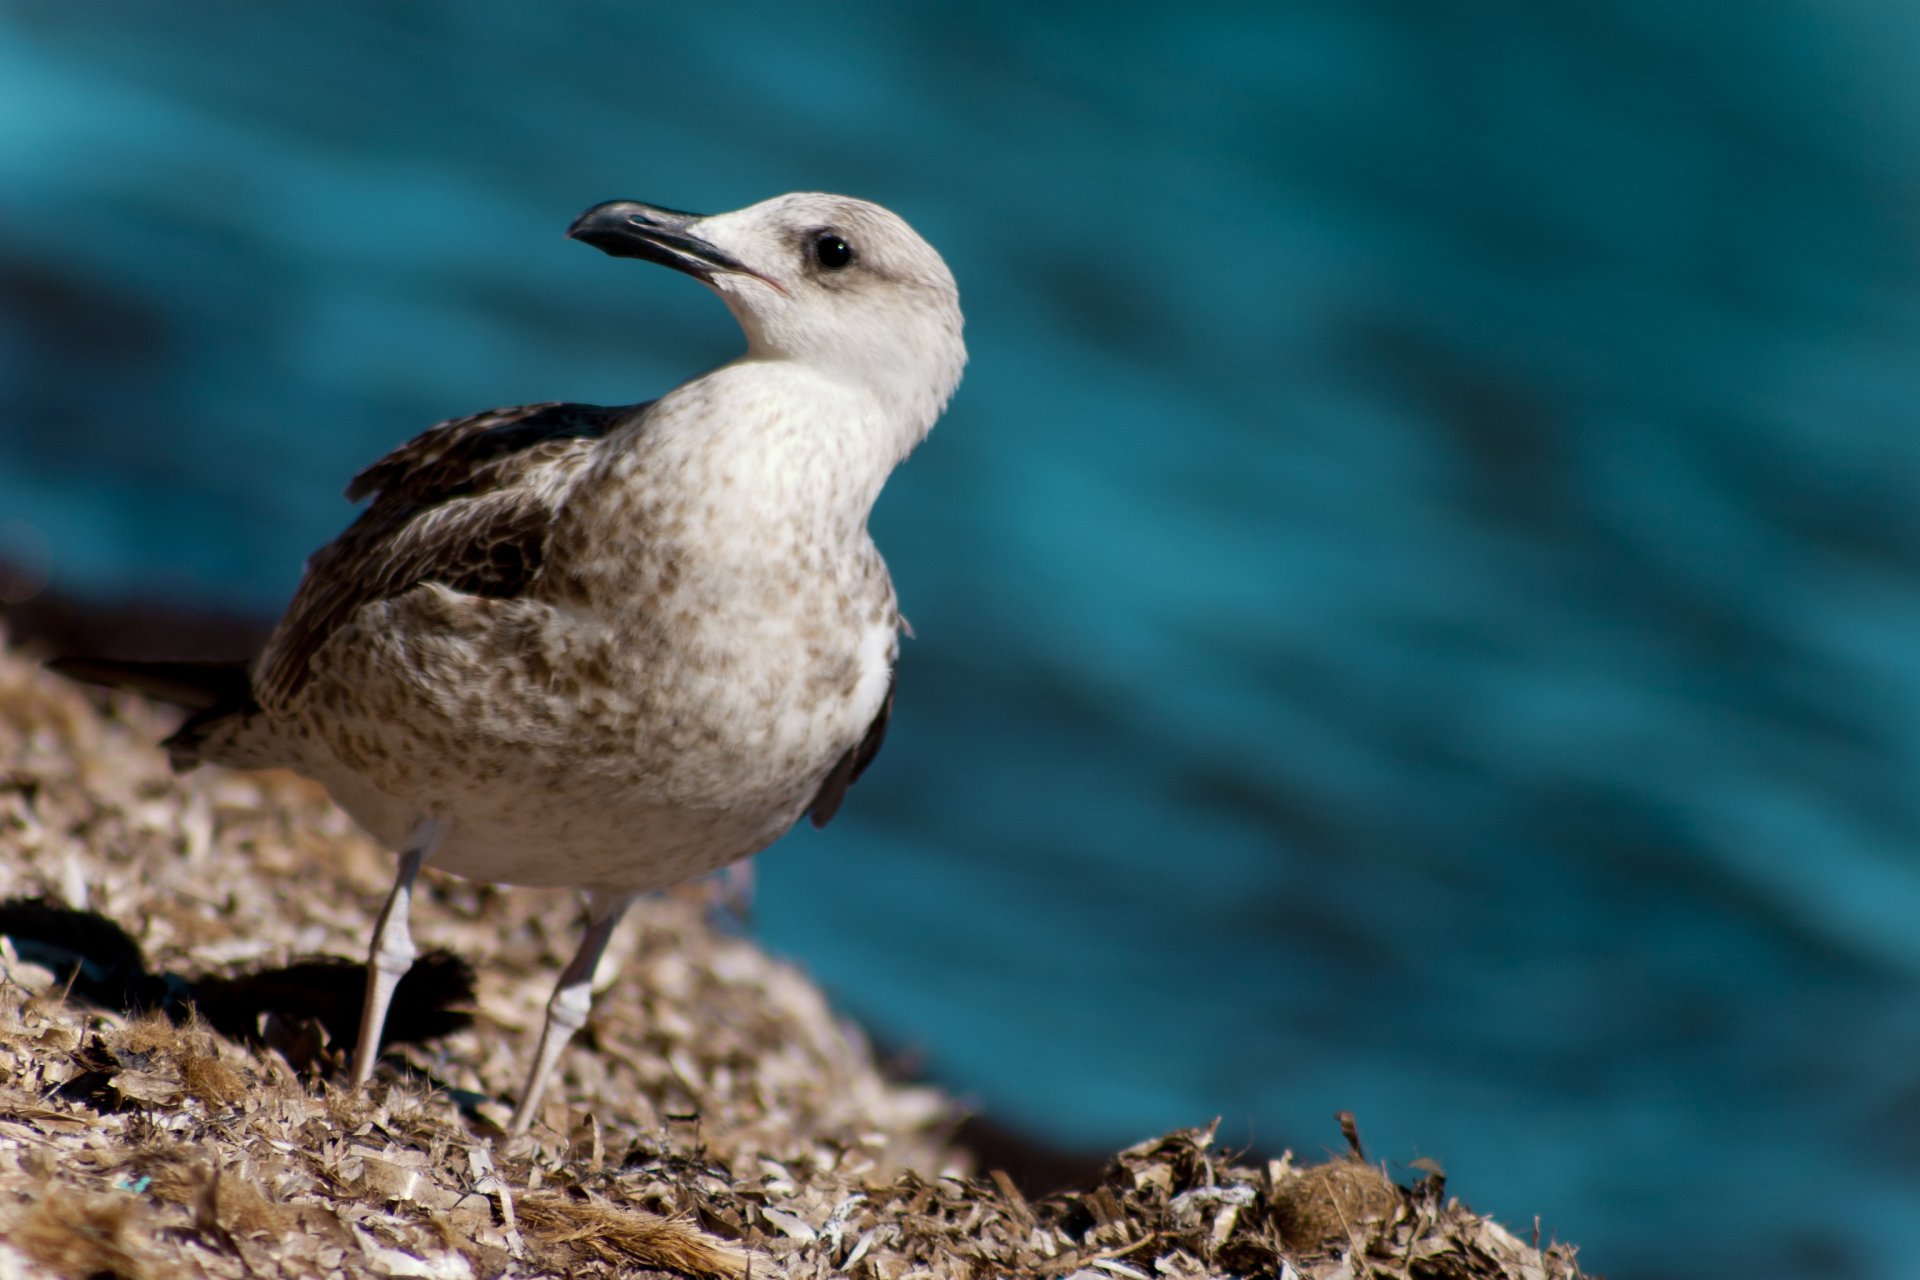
top-left (809, 673), bottom-right (894, 828)
top-left (343, 401), bottom-right (637, 506)
top-left (254, 401), bottom-right (644, 708)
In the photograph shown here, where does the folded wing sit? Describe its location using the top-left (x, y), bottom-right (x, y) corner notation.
top-left (254, 401), bottom-right (646, 709)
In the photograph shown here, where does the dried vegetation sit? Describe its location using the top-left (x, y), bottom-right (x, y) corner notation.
top-left (0, 631), bottom-right (1585, 1278)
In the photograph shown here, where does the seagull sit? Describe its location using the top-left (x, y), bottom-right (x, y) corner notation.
top-left (54, 191), bottom-right (966, 1132)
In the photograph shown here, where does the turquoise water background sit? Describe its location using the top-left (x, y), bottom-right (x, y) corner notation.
top-left (5, 4), bottom-right (1920, 1274)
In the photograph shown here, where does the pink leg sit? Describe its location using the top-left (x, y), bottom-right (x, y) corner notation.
top-left (351, 817), bottom-right (447, 1087)
top-left (509, 889), bottom-right (638, 1133)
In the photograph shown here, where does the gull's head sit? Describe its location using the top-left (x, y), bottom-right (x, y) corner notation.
top-left (569, 192), bottom-right (965, 431)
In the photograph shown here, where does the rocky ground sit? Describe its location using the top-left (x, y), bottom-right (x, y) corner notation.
top-left (0, 632), bottom-right (1586, 1279)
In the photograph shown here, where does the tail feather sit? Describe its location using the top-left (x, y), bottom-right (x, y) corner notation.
top-left (48, 656), bottom-right (261, 771)
top-left (47, 656), bottom-right (254, 712)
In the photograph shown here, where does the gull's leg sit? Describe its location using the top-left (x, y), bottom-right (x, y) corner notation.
top-left (509, 889), bottom-right (639, 1134)
top-left (711, 859), bottom-right (756, 925)
top-left (351, 816), bottom-right (449, 1087)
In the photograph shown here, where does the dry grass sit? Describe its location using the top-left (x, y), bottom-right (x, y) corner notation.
top-left (0, 630), bottom-right (1586, 1278)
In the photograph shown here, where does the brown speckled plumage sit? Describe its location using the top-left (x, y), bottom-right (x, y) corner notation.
top-left (74, 191), bottom-right (966, 1131)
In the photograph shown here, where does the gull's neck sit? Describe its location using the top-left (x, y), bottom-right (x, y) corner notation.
top-left (539, 361), bottom-right (893, 640)
top-left (722, 293), bottom-right (965, 481)
top-left (632, 357), bottom-right (929, 542)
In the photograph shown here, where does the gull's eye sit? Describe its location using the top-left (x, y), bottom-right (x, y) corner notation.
top-left (813, 233), bottom-right (852, 270)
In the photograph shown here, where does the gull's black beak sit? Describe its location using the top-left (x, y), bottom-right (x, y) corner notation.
top-left (567, 200), bottom-right (756, 286)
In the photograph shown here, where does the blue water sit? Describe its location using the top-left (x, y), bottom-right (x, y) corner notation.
top-left (6, 4), bottom-right (1920, 1274)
